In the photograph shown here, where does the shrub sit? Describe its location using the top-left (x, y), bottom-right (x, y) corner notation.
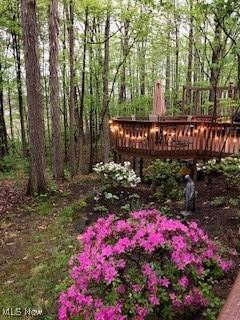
top-left (211, 196), bottom-right (225, 207)
top-left (144, 160), bottom-right (181, 200)
top-left (93, 161), bottom-right (141, 188)
top-left (58, 210), bottom-right (233, 320)
top-left (0, 154), bottom-right (28, 177)
top-left (199, 157), bottom-right (240, 189)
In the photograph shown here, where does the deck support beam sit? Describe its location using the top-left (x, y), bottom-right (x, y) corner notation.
top-left (139, 158), bottom-right (143, 179)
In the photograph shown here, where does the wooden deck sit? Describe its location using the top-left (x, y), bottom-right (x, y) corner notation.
top-left (110, 116), bottom-right (240, 160)
top-left (217, 272), bottom-right (240, 320)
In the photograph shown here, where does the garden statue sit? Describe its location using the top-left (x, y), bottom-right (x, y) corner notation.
top-left (181, 175), bottom-right (195, 217)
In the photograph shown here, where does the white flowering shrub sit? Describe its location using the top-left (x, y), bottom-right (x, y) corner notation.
top-left (93, 161), bottom-right (141, 187)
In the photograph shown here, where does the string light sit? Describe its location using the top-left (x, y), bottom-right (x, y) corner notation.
top-left (108, 120), bottom-right (113, 124)
top-left (194, 129), bottom-right (198, 133)
top-left (150, 127), bottom-right (158, 133)
top-left (233, 138), bottom-right (237, 143)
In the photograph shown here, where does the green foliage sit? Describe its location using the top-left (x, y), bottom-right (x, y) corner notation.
top-left (93, 205), bottom-right (108, 213)
top-left (201, 157), bottom-right (240, 190)
top-left (229, 198), bottom-right (239, 207)
top-left (144, 160), bottom-right (182, 200)
top-left (0, 154), bottom-right (28, 178)
top-left (36, 201), bottom-right (53, 216)
top-left (104, 191), bottom-right (119, 201)
top-left (211, 196), bottom-right (225, 207)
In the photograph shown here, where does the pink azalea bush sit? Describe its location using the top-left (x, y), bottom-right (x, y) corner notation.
top-left (58, 210), bottom-right (233, 320)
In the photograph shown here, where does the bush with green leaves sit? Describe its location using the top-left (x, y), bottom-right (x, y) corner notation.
top-left (199, 157), bottom-right (240, 189)
top-left (0, 154), bottom-right (28, 177)
top-left (144, 160), bottom-right (181, 200)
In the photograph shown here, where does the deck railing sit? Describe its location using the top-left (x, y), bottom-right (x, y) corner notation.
top-left (110, 116), bottom-right (240, 159)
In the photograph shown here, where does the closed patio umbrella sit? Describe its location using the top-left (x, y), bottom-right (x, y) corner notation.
top-left (152, 80), bottom-right (166, 116)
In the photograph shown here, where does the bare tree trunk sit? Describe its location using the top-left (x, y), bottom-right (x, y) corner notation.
top-left (7, 80), bottom-right (14, 143)
top-left (49, 0), bottom-right (64, 180)
top-left (78, 7), bottom-right (88, 174)
top-left (67, 0), bottom-right (76, 176)
top-left (0, 61), bottom-right (8, 157)
top-left (139, 38), bottom-right (146, 96)
top-left (165, 28), bottom-right (171, 109)
top-left (118, 20), bottom-right (129, 103)
top-left (103, 13), bottom-right (110, 163)
top-left (12, 28), bottom-right (27, 157)
top-left (62, 6), bottom-right (68, 161)
top-left (209, 17), bottom-right (223, 116)
top-left (186, 0), bottom-right (193, 106)
top-left (21, 0), bottom-right (47, 194)
top-left (89, 25), bottom-right (94, 172)
top-left (174, 15), bottom-right (179, 106)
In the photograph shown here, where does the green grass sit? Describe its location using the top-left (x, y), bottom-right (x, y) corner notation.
top-left (0, 207), bottom-right (78, 319)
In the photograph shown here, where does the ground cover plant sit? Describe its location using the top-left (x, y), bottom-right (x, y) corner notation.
top-left (59, 209), bottom-right (233, 320)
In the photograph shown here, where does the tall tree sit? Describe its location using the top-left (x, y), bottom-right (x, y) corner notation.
top-left (186, 0), bottom-right (193, 105)
top-left (78, 7), bottom-right (88, 174)
top-left (21, 0), bottom-right (47, 194)
top-left (12, 10), bottom-right (27, 157)
top-left (103, 12), bottom-right (110, 163)
top-left (118, 19), bottom-right (129, 103)
top-left (0, 60), bottom-right (8, 157)
top-left (49, 0), bottom-right (64, 180)
top-left (67, 0), bottom-right (76, 176)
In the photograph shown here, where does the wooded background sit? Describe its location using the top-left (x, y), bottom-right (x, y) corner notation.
top-left (0, 0), bottom-right (239, 193)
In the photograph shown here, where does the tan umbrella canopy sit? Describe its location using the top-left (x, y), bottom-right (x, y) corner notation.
top-left (152, 80), bottom-right (166, 116)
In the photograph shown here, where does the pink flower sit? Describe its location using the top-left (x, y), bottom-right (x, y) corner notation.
top-left (58, 209), bottom-right (233, 319)
top-left (149, 295), bottom-right (160, 305)
top-left (178, 276), bottom-right (189, 288)
top-left (159, 277), bottom-right (170, 288)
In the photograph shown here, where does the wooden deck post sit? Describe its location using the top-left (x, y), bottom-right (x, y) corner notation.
top-left (133, 156), bottom-right (136, 171)
top-left (139, 158), bottom-right (143, 179)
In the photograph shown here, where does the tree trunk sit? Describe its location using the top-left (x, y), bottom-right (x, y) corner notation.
top-left (139, 38), bottom-right (146, 96)
top-left (186, 0), bottom-right (193, 106)
top-left (62, 5), bottom-right (68, 161)
top-left (174, 15), bottom-right (179, 106)
top-left (21, 0), bottom-right (47, 194)
top-left (89, 19), bottom-right (94, 172)
top-left (209, 17), bottom-right (223, 116)
top-left (67, 0), bottom-right (76, 176)
top-left (49, 0), bottom-right (64, 180)
top-left (118, 20), bottom-right (129, 103)
top-left (0, 61), bottom-right (8, 157)
top-left (78, 7), bottom-right (88, 174)
top-left (103, 13), bottom-right (110, 163)
top-left (12, 28), bottom-right (27, 157)
top-left (7, 80), bottom-right (14, 143)
top-left (165, 28), bottom-right (171, 109)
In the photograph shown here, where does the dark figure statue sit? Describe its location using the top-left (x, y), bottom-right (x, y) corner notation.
top-left (181, 175), bottom-right (195, 217)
